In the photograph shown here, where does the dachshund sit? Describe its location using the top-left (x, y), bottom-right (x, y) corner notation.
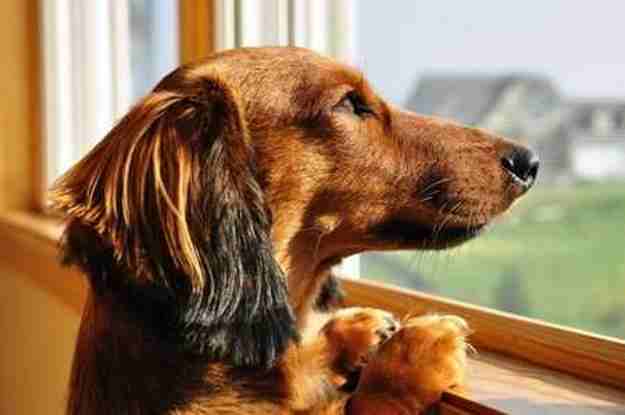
top-left (50, 47), bottom-right (538, 414)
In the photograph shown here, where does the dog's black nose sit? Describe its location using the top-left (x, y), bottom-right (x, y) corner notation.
top-left (501, 147), bottom-right (539, 189)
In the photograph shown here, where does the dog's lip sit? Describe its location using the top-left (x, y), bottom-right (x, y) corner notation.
top-left (371, 220), bottom-right (487, 250)
top-left (423, 223), bottom-right (487, 249)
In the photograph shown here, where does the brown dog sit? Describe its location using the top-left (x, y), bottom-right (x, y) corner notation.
top-left (51, 47), bottom-right (538, 414)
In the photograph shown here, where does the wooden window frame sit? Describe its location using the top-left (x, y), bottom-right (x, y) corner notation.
top-left (1, 1), bottom-right (624, 414)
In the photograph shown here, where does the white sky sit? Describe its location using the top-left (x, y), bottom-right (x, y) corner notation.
top-left (356, 1), bottom-right (625, 105)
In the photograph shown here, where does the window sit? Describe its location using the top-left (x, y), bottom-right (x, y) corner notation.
top-left (41, 0), bottom-right (179, 187)
top-left (354, 2), bottom-right (625, 341)
top-left (128, 0), bottom-right (179, 102)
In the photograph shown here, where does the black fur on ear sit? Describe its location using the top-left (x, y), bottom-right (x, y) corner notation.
top-left (50, 67), bottom-right (298, 368)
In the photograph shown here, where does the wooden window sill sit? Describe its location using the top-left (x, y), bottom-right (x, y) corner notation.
top-left (1, 210), bottom-right (624, 414)
top-left (0, 210), bottom-right (86, 313)
top-left (344, 279), bottom-right (625, 413)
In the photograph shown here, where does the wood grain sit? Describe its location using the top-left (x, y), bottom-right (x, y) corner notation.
top-left (179, 0), bottom-right (215, 64)
top-left (467, 352), bottom-right (625, 414)
top-left (0, 0), bottom-right (41, 211)
top-left (0, 212), bottom-right (86, 314)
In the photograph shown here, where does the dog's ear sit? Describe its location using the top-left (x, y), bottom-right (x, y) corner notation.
top-left (50, 70), bottom-right (297, 368)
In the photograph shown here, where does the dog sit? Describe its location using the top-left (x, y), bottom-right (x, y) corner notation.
top-left (50, 47), bottom-right (538, 414)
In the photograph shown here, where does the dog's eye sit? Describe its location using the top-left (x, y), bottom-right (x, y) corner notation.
top-left (336, 91), bottom-right (374, 117)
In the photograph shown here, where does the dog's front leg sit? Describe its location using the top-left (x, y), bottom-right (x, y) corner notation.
top-left (284, 307), bottom-right (399, 412)
top-left (296, 313), bottom-right (468, 414)
top-left (347, 315), bottom-right (470, 414)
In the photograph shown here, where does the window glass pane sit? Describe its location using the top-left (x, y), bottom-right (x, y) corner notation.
top-left (44, 1), bottom-right (180, 186)
top-left (129, 0), bottom-right (179, 100)
top-left (354, 2), bottom-right (625, 339)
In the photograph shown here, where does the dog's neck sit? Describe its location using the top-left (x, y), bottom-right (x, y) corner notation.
top-left (68, 294), bottom-right (196, 415)
top-left (273, 211), bottom-right (362, 325)
top-left (69, 292), bottom-right (290, 415)
top-left (287, 259), bottom-right (333, 326)
top-left (277, 238), bottom-right (345, 327)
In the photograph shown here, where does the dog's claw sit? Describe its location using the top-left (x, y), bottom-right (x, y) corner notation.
top-left (323, 307), bottom-right (400, 377)
top-left (376, 316), bottom-right (399, 343)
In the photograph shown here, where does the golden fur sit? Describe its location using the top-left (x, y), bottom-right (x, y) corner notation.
top-left (50, 47), bottom-right (537, 414)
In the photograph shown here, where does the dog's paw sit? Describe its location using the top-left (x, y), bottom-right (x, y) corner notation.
top-left (350, 315), bottom-right (470, 414)
top-left (323, 307), bottom-right (400, 377)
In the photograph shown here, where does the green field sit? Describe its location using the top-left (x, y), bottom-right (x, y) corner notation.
top-left (362, 181), bottom-right (625, 339)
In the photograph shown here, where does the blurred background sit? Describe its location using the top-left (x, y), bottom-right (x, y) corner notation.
top-left (0, 1), bottom-right (623, 413)
top-left (355, 2), bottom-right (625, 340)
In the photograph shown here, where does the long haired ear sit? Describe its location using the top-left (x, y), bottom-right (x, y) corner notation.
top-left (50, 70), bottom-right (297, 368)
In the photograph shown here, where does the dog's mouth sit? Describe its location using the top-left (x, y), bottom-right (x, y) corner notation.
top-left (370, 220), bottom-right (487, 250)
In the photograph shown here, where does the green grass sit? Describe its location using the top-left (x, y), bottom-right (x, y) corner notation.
top-left (362, 181), bottom-right (625, 339)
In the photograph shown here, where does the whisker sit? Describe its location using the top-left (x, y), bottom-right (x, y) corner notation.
top-left (419, 177), bottom-right (454, 198)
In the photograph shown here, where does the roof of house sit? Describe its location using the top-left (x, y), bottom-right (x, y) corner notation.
top-left (406, 74), bottom-right (556, 125)
top-left (566, 100), bottom-right (625, 135)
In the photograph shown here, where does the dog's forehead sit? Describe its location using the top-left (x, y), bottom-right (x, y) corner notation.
top-left (195, 47), bottom-right (365, 99)
top-left (186, 47), bottom-right (374, 127)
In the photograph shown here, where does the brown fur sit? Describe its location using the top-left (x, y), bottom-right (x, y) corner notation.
top-left (50, 47), bottom-right (536, 414)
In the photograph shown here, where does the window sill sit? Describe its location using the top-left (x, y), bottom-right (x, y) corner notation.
top-left (0, 210), bottom-right (86, 313)
top-left (0, 210), bottom-right (624, 414)
top-left (343, 281), bottom-right (625, 414)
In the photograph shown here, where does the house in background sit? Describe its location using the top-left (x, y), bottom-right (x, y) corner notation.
top-left (406, 74), bottom-right (625, 183)
top-left (566, 100), bottom-right (625, 180)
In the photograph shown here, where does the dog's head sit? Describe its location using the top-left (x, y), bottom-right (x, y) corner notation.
top-left (50, 47), bottom-right (537, 368)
